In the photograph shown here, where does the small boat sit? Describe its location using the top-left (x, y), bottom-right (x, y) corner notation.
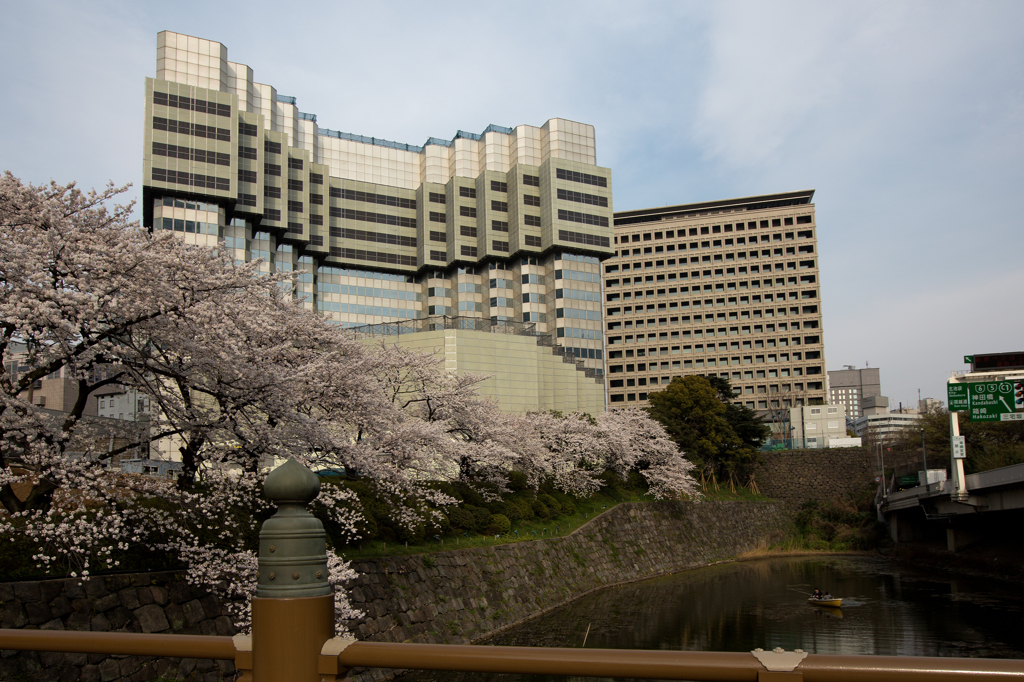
top-left (808, 597), bottom-right (842, 608)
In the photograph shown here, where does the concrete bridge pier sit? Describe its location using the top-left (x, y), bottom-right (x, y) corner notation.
top-left (946, 525), bottom-right (981, 552)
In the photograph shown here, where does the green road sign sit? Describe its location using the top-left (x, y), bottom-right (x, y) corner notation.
top-left (948, 383), bottom-right (970, 411)
top-left (964, 355), bottom-right (974, 364)
top-left (968, 381), bottom-right (1016, 422)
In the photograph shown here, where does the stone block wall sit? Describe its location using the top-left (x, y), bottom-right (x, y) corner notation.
top-left (0, 571), bottom-right (236, 682)
top-left (1, 500), bottom-right (791, 682)
top-left (752, 447), bottom-right (878, 508)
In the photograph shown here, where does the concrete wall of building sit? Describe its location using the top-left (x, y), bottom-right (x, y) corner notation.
top-left (376, 329), bottom-right (606, 415)
top-left (789, 404), bottom-right (846, 447)
top-left (827, 367), bottom-right (882, 419)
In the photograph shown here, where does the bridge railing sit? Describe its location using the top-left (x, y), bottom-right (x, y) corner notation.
top-left (3, 628), bottom-right (1024, 682)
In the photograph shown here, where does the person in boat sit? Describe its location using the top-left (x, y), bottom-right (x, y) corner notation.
top-left (823, 592), bottom-right (833, 599)
top-left (812, 589), bottom-right (824, 600)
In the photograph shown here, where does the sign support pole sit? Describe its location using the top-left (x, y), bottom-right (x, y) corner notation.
top-left (949, 411), bottom-right (967, 503)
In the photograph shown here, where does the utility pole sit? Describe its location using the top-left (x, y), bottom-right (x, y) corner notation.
top-left (921, 428), bottom-right (928, 485)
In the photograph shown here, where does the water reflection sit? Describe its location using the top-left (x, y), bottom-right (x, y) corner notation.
top-left (396, 556), bottom-right (1024, 682)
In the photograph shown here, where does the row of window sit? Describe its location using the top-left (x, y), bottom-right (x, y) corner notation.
top-left (239, 121), bottom-right (259, 137)
top-left (609, 299), bottom-right (819, 316)
top-left (317, 301), bottom-right (420, 318)
top-left (558, 229), bottom-right (610, 248)
top-left (265, 140), bottom-right (282, 155)
top-left (610, 393), bottom-right (818, 406)
top-left (555, 269), bottom-right (600, 283)
top-left (153, 195), bottom-right (218, 212)
top-left (617, 219), bottom-right (813, 242)
top-left (153, 117), bottom-right (230, 142)
top-left (565, 347), bottom-right (603, 360)
top-left (152, 142), bottom-right (230, 167)
top-left (158, 217), bottom-right (219, 235)
top-left (609, 345), bottom-right (815, 360)
top-left (328, 207), bottom-right (416, 229)
top-left (607, 327), bottom-right (820, 344)
top-left (316, 283), bottom-right (420, 302)
top-left (328, 226), bottom-right (416, 247)
top-left (607, 256), bottom-right (816, 275)
top-left (612, 350), bottom-right (819, 367)
top-left (558, 209), bottom-right (609, 228)
top-left (328, 246), bottom-right (416, 267)
top-left (618, 234), bottom-right (813, 255)
top-left (328, 187), bottom-right (416, 210)
top-left (556, 327), bottom-right (601, 340)
top-left (556, 288), bottom-right (601, 302)
top-left (556, 307), bottom-right (601, 321)
top-left (557, 188), bottom-right (608, 208)
top-left (318, 266), bottom-right (415, 282)
top-left (556, 168), bottom-right (607, 188)
top-left (153, 91), bottom-right (231, 118)
top-left (152, 168), bottom-right (230, 192)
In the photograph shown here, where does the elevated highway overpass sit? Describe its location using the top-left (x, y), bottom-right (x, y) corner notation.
top-left (880, 461), bottom-right (1024, 550)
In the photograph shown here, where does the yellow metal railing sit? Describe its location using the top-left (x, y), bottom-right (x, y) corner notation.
top-left (4, 629), bottom-right (1024, 682)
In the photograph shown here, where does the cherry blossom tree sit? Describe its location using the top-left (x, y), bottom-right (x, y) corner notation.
top-left (0, 172), bottom-right (697, 634)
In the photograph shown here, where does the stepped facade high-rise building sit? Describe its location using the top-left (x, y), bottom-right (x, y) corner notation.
top-left (142, 31), bottom-right (612, 414)
top-left (606, 191), bottom-right (827, 414)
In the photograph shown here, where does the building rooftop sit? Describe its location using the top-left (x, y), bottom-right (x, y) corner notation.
top-left (614, 190), bottom-right (816, 226)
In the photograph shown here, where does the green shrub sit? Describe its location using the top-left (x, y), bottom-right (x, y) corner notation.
top-left (531, 499), bottom-right (551, 519)
top-left (511, 495), bottom-right (535, 520)
top-left (447, 507), bottom-right (475, 532)
top-left (486, 500), bottom-right (510, 516)
top-left (466, 505), bottom-right (493, 532)
top-left (538, 494), bottom-right (561, 515)
top-left (456, 483), bottom-right (486, 507)
top-left (507, 470), bottom-right (529, 492)
top-left (486, 514), bottom-right (511, 535)
top-left (504, 498), bottom-right (528, 521)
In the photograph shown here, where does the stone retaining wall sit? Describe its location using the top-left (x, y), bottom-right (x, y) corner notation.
top-left (0, 500), bottom-right (791, 682)
top-left (752, 447), bottom-right (878, 508)
top-left (0, 571), bottom-right (235, 682)
top-left (341, 501), bottom-right (790, 652)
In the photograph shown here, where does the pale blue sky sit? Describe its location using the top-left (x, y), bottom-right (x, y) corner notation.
top-left (3, 0), bottom-right (1023, 407)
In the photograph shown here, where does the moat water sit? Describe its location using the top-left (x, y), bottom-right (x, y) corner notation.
top-left (397, 555), bottom-right (1024, 681)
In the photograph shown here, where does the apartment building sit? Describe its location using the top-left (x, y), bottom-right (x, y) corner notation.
top-left (142, 32), bottom-right (612, 413)
top-left (605, 191), bottom-right (826, 411)
top-left (827, 366), bottom-right (882, 419)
